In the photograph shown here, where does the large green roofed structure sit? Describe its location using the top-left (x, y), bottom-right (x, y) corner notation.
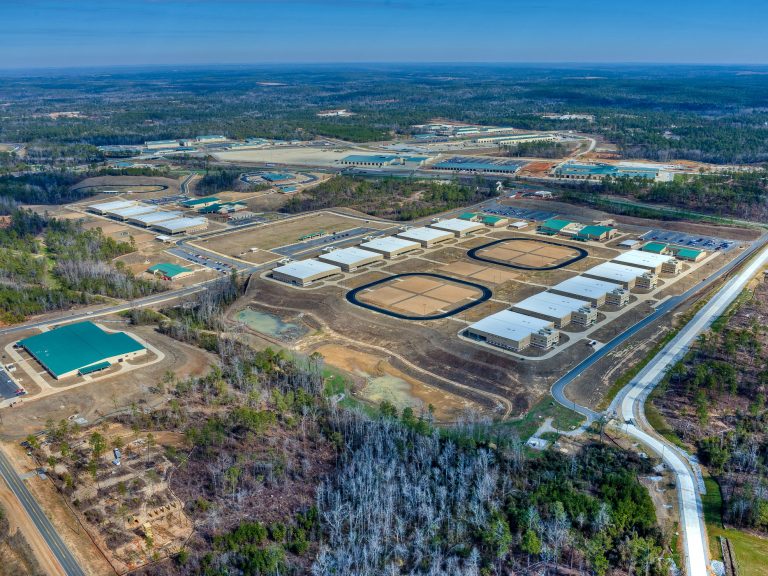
top-left (147, 262), bottom-right (192, 279)
top-left (642, 242), bottom-right (668, 254)
top-left (576, 225), bottom-right (616, 241)
top-left (540, 218), bottom-right (572, 232)
top-left (19, 322), bottom-right (146, 379)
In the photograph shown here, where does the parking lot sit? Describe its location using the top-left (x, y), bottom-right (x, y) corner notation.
top-left (167, 247), bottom-right (242, 273)
top-left (482, 202), bottom-right (557, 222)
top-left (640, 228), bottom-right (739, 252)
top-left (0, 366), bottom-right (22, 401)
top-left (145, 194), bottom-right (188, 206)
top-left (272, 226), bottom-right (383, 257)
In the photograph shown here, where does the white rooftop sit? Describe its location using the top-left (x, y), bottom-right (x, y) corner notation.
top-left (273, 259), bottom-right (341, 279)
top-left (468, 310), bottom-right (553, 341)
top-left (510, 221), bottom-right (528, 228)
top-left (550, 276), bottom-right (625, 301)
top-left (618, 239), bottom-right (639, 247)
top-left (613, 249), bottom-right (674, 268)
top-left (429, 218), bottom-right (483, 232)
top-left (88, 199), bottom-right (135, 212)
top-left (513, 291), bottom-right (592, 318)
top-left (130, 210), bottom-right (182, 224)
top-left (584, 261), bottom-right (646, 283)
top-left (360, 236), bottom-right (420, 253)
top-left (396, 227), bottom-right (453, 242)
top-left (319, 247), bottom-right (382, 266)
top-left (109, 205), bottom-right (156, 218)
top-left (153, 217), bottom-right (207, 231)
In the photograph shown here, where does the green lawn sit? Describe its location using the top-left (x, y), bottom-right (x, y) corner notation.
top-left (502, 397), bottom-right (585, 441)
top-left (702, 477), bottom-right (768, 576)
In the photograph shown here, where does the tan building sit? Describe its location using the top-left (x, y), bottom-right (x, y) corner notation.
top-left (396, 227), bottom-right (453, 248)
top-left (464, 310), bottom-right (559, 352)
top-left (636, 272), bottom-right (659, 290)
top-left (359, 237), bottom-right (420, 259)
top-left (272, 259), bottom-right (341, 287)
top-left (606, 288), bottom-right (630, 307)
top-left (429, 218), bottom-right (485, 238)
top-left (317, 247), bottom-right (383, 272)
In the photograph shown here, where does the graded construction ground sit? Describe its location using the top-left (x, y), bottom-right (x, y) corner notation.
top-left (348, 273), bottom-right (491, 320)
top-left (192, 212), bottom-right (389, 255)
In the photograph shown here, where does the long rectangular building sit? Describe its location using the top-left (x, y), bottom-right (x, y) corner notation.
top-left (396, 227), bottom-right (453, 248)
top-left (18, 321), bottom-right (146, 379)
top-left (359, 236), bottom-right (420, 259)
top-left (465, 310), bottom-right (559, 352)
top-left (582, 261), bottom-right (654, 289)
top-left (152, 217), bottom-right (208, 235)
top-left (317, 247), bottom-right (383, 272)
top-left (128, 211), bottom-right (183, 226)
top-left (87, 199), bottom-right (135, 214)
top-left (612, 250), bottom-right (679, 274)
top-left (429, 218), bottom-right (485, 237)
top-left (549, 276), bottom-right (629, 307)
top-left (511, 292), bottom-right (597, 328)
top-left (272, 259), bottom-right (341, 287)
top-left (107, 205), bottom-right (156, 220)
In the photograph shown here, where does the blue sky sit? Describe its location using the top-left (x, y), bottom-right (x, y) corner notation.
top-left (3, 0), bottom-right (767, 68)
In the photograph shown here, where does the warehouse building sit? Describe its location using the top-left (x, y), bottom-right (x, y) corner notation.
top-left (538, 218), bottom-right (583, 237)
top-left (641, 242), bottom-right (670, 255)
top-left (107, 204), bottom-right (156, 220)
top-left (147, 262), bottom-right (193, 280)
top-left (458, 212), bottom-right (480, 221)
top-left (475, 133), bottom-right (556, 145)
top-left (582, 262), bottom-right (656, 289)
top-left (196, 135), bottom-right (227, 144)
top-left (481, 215), bottom-right (509, 228)
top-left (464, 310), bottom-right (559, 352)
top-left (670, 247), bottom-right (706, 262)
top-left (318, 247), bottom-right (383, 272)
top-left (359, 236), bottom-right (420, 259)
top-left (88, 199), bottom-right (135, 214)
top-left (272, 259), bottom-right (341, 287)
top-left (613, 250), bottom-right (681, 275)
top-left (152, 217), bottom-right (209, 235)
top-left (181, 196), bottom-right (220, 209)
top-left (18, 321), bottom-right (147, 379)
top-left (576, 225), bottom-right (617, 242)
top-left (430, 158), bottom-right (522, 174)
top-left (145, 139), bottom-right (180, 150)
top-left (549, 276), bottom-right (629, 308)
top-left (128, 211), bottom-right (182, 226)
top-left (511, 292), bottom-right (598, 328)
top-left (396, 227), bottom-right (453, 248)
top-left (339, 154), bottom-right (401, 167)
top-left (429, 218), bottom-right (485, 237)
top-left (510, 221), bottom-right (529, 230)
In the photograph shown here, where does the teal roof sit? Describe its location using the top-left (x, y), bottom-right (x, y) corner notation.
top-left (482, 215), bottom-right (505, 224)
top-left (459, 212), bottom-right (479, 221)
top-left (541, 218), bottom-right (572, 231)
top-left (148, 262), bottom-right (191, 278)
top-left (181, 196), bottom-right (219, 207)
top-left (642, 242), bottom-right (668, 254)
top-left (675, 248), bottom-right (704, 260)
top-left (78, 361), bottom-right (110, 376)
top-left (578, 225), bottom-right (615, 238)
top-left (19, 322), bottom-right (145, 378)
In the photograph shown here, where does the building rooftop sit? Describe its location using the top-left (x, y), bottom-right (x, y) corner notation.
top-left (430, 218), bottom-right (483, 233)
top-left (618, 239), bottom-right (639, 247)
top-left (273, 259), bottom-right (341, 280)
top-left (675, 248), bottom-right (704, 260)
top-left (584, 261), bottom-right (646, 283)
top-left (541, 218), bottom-right (573, 231)
top-left (88, 199), bottom-right (135, 212)
top-left (341, 154), bottom-right (399, 163)
top-left (147, 263), bottom-right (191, 278)
top-left (459, 212), bottom-right (479, 221)
top-left (109, 205), bottom-right (156, 218)
top-left (431, 158), bottom-right (522, 171)
top-left (613, 249), bottom-right (674, 268)
top-left (550, 276), bottom-right (625, 301)
top-left (131, 211), bottom-right (182, 224)
top-left (482, 215), bottom-right (506, 225)
top-left (319, 247), bottom-right (381, 266)
top-left (181, 196), bottom-right (219, 207)
top-left (19, 322), bottom-right (145, 378)
top-left (642, 242), bottom-right (668, 254)
top-left (397, 227), bottom-right (453, 242)
top-left (261, 172), bottom-right (294, 182)
top-left (513, 291), bottom-right (592, 318)
top-left (468, 310), bottom-right (553, 342)
top-left (154, 217), bottom-right (208, 231)
top-left (577, 225), bottom-right (615, 238)
top-left (360, 236), bottom-right (420, 253)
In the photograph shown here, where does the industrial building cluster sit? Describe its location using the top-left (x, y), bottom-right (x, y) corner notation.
top-left (88, 199), bottom-right (209, 235)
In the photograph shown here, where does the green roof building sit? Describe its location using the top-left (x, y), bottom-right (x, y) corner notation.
top-left (19, 322), bottom-right (147, 379)
top-left (481, 215), bottom-right (508, 227)
top-left (642, 242), bottom-right (669, 254)
top-left (673, 247), bottom-right (706, 262)
top-left (539, 218), bottom-right (573, 235)
top-left (459, 212), bottom-right (480, 221)
top-left (576, 225), bottom-right (617, 242)
top-left (147, 262), bottom-right (193, 279)
top-left (181, 196), bottom-right (219, 208)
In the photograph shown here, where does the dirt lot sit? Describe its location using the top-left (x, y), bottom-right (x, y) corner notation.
top-left (357, 275), bottom-right (484, 316)
top-left (191, 212), bottom-right (389, 256)
top-left (70, 176), bottom-right (181, 200)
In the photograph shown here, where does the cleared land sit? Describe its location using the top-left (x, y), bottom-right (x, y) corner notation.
top-left (358, 275), bottom-right (484, 316)
top-left (474, 239), bottom-right (583, 268)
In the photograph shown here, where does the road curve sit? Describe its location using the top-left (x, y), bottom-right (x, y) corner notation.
top-left (0, 450), bottom-right (85, 576)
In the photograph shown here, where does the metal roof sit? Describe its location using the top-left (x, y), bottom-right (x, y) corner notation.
top-left (318, 247), bottom-right (382, 266)
top-left (468, 310), bottom-right (553, 342)
top-left (341, 154), bottom-right (399, 163)
top-left (360, 236), bottom-right (420, 253)
top-left (550, 276), bottom-right (624, 301)
top-left (583, 261), bottom-right (645, 283)
top-left (153, 217), bottom-right (208, 231)
top-left (109, 205), bottom-right (156, 218)
top-left (540, 218), bottom-right (573, 231)
top-left (273, 259), bottom-right (341, 279)
top-left (19, 322), bottom-right (145, 378)
top-left (642, 242), bottom-right (668, 253)
top-left (429, 218), bottom-right (484, 233)
top-left (513, 291), bottom-right (592, 318)
top-left (396, 227), bottom-right (453, 242)
top-left (181, 196), bottom-right (219, 206)
top-left (613, 249), bottom-right (674, 268)
top-left (675, 248), bottom-right (704, 259)
top-left (88, 200), bottom-right (135, 212)
top-left (131, 211), bottom-right (182, 224)
top-left (577, 225), bottom-right (615, 237)
top-left (147, 262), bottom-right (191, 277)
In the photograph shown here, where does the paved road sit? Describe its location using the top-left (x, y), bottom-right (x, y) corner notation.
top-left (0, 450), bottom-right (85, 576)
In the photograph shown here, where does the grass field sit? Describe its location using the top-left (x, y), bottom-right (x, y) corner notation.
top-left (703, 477), bottom-right (768, 576)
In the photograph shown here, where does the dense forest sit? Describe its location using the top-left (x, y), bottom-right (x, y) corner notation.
top-left (194, 169), bottom-right (269, 196)
top-left (501, 140), bottom-right (571, 159)
top-left (2, 65), bottom-right (768, 163)
top-left (0, 208), bottom-right (164, 322)
top-left (653, 280), bottom-right (768, 533)
top-left (282, 176), bottom-right (497, 220)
